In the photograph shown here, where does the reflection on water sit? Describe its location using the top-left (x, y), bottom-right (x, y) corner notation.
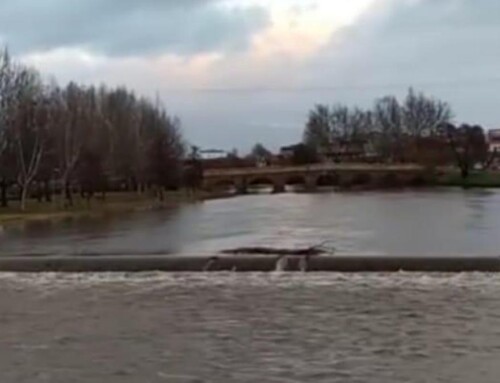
top-left (2, 188), bottom-right (500, 256)
top-left (1, 272), bottom-right (500, 382)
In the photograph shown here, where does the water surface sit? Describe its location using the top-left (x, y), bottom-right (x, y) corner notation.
top-left (1, 272), bottom-right (500, 382)
top-left (2, 191), bottom-right (500, 382)
top-left (1, 188), bottom-right (500, 257)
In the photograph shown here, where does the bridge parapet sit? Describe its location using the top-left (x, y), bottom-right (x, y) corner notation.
top-left (203, 163), bottom-right (430, 193)
top-left (204, 163), bottom-right (425, 177)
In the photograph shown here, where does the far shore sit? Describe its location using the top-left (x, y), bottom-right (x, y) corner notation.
top-left (1, 171), bottom-right (500, 229)
top-left (0, 191), bottom-right (212, 228)
top-left (435, 170), bottom-right (500, 188)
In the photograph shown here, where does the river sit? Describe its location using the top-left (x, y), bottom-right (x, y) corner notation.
top-left (2, 189), bottom-right (500, 382)
top-left (1, 188), bottom-right (500, 257)
top-left (2, 272), bottom-right (500, 382)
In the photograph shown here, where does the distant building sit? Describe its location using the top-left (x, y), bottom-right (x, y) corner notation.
top-left (278, 143), bottom-right (319, 165)
top-left (199, 149), bottom-right (227, 160)
top-left (281, 140), bottom-right (379, 164)
top-left (188, 149), bottom-right (255, 170)
top-left (280, 144), bottom-right (303, 159)
top-left (405, 135), bottom-right (454, 166)
top-left (319, 138), bottom-right (375, 162)
top-left (487, 129), bottom-right (500, 153)
top-left (199, 156), bottom-right (254, 170)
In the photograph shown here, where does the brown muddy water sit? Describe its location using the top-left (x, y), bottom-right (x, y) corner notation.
top-left (2, 189), bottom-right (500, 382)
top-left (1, 189), bottom-right (500, 257)
top-left (1, 272), bottom-right (500, 382)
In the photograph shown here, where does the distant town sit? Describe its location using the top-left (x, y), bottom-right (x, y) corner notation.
top-left (1, 47), bottom-right (499, 221)
top-left (190, 89), bottom-right (500, 192)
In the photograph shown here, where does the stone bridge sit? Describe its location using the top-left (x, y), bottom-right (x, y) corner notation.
top-left (203, 163), bottom-right (430, 194)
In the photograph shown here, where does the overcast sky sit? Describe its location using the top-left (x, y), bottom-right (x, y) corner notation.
top-left (2, 0), bottom-right (499, 152)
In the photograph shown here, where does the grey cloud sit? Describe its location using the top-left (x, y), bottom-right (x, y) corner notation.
top-left (0, 0), bottom-right (270, 56)
top-left (14, 0), bottom-right (500, 150)
top-left (181, 0), bottom-right (500, 150)
top-left (306, 0), bottom-right (500, 127)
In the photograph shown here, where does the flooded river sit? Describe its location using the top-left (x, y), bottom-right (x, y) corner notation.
top-left (1, 188), bottom-right (500, 257)
top-left (2, 272), bottom-right (500, 382)
top-left (2, 189), bottom-right (500, 382)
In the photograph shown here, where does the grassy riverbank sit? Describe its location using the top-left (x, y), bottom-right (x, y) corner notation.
top-left (0, 191), bottom-right (204, 227)
top-left (3, 171), bottom-right (500, 227)
top-left (436, 171), bottom-right (500, 188)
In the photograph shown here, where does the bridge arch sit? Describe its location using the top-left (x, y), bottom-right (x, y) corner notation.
top-left (409, 174), bottom-right (426, 186)
top-left (211, 179), bottom-right (237, 193)
top-left (248, 177), bottom-right (275, 187)
top-left (316, 173), bottom-right (340, 188)
top-left (248, 177), bottom-right (276, 193)
top-left (350, 172), bottom-right (373, 186)
top-left (202, 164), bottom-right (429, 194)
top-left (286, 175), bottom-right (306, 186)
top-left (378, 173), bottom-right (402, 188)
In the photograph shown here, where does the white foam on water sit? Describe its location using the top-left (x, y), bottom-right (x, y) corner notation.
top-left (2, 271), bottom-right (500, 292)
top-left (274, 256), bottom-right (289, 272)
top-left (299, 257), bottom-right (308, 272)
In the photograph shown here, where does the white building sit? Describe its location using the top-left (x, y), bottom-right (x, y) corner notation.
top-left (487, 129), bottom-right (500, 153)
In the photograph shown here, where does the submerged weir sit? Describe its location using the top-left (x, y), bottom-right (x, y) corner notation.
top-left (0, 255), bottom-right (500, 272)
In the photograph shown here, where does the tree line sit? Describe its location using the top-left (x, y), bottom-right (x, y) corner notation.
top-left (0, 49), bottom-right (185, 210)
top-left (302, 88), bottom-right (493, 178)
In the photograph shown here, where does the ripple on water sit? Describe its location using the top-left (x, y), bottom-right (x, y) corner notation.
top-left (2, 272), bottom-right (500, 382)
top-left (2, 270), bottom-right (500, 288)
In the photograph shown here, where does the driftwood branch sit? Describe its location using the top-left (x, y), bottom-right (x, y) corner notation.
top-left (222, 241), bottom-right (336, 256)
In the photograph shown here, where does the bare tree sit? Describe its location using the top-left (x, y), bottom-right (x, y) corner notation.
top-left (0, 49), bottom-right (10, 158)
top-left (0, 49), bottom-right (186, 211)
top-left (329, 104), bottom-right (351, 140)
top-left (184, 145), bottom-right (203, 193)
top-left (76, 87), bottom-right (109, 201)
top-left (250, 143), bottom-right (272, 160)
top-left (51, 83), bottom-right (95, 206)
top-left (145, 112), bottom-right (185, 199)
top-left (349, 108), bottom-right (373, 140)
top-left (442, 123), bottom-right (487, 179)
top-left (133, 98), bottom-right (160, 193)
top-left (96, 88), bottom-right (186, 195)
top-left (303, 104), bottom-right (333, 152)
top-left (0, 48), bottom-right (13, 207)
top-left (102, 87), bottom-right (139, 190)
top-left (374, 96), bottom-right (403, 162)
top-left (403, 88), bottom-right (452, 138)
top-left (10, 67), bottom-right (46, 211)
